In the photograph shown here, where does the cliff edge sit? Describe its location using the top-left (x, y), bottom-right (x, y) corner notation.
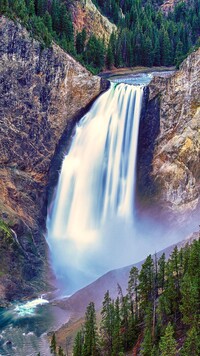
top-left (0, 16), bottom-right (105, 303)
top-left (138, 47), bottom-right (200, 224)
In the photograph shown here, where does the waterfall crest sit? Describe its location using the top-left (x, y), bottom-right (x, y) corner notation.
top-left (47, 83), bottom-right (144, 291)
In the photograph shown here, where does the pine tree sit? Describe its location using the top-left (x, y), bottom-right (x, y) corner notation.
top-left (158, 247), bottom-right (181, 323)
top-left (0, 0), bottom-right (8, 13)
top-left (51, 0), bottom-right (60, 33)
top-left (161, 29), bottom-right (172, 66)
top-left (180, 273), bottom-right (199, 326)
top-left (143, 35), bottom-right (154, 66)
top-left (84, 35), bottom-right (105, 70)
top-left (159, 322), bottom-right (177, 356)
top-left (36, 0), bottom-right (47, 17)
top-left (127, 266), bottom-right (139, 320)
top-left (82, 302), bottom-right (99, 356)
top-left (114, 35), bottom-right (123, 67)
top-left (100, 291), bottom-right (115, 355)
top-left (141, 305), bottom-right (153, 356)
top-left (151, 345), bottom-right (159, 356)
top-left (27, 0), bottom-right (35, 17)
top-left (187, 239), bottom-right (200, 279)
top-left (43, 11), bottom-right (53, 34)
top-left (12, 0), bottom-right (28, 21)
top-left (59, 5), bottom-right (74, 43)
top-left (73, 330), bottom-right (84, 356)
top-left (181, 326), bottom-right (200, 356)
top-left (157, 253), bottom-right (165, 293)
top-left (141, 328), bottom-right (153, 356)
top-left (121, 298), bottom-right (130, 351)
top-left (76, 29), bottom-right (86, 55)
top-left (58, 345), bottom-right (65, 356)
top-left (50, 333), bottom-right (57, 355)
top-left (112, 297), bottom-right (123, 356)
top-left (180, 240), bottom-right (200, 327)
top-left (106, 44), bottom-right (114, 69)
top-left (76, 32), bottom-right (83, 55)
top-left (30, 15), bottom-right (52, 46)
top-left (138, 255), bottom-right (154, 311)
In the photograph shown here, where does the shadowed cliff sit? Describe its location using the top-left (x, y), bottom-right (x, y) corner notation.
top-left (137, 48), bottom-right (200, 226)
top-left (0, 16), bottom-right (107, 303)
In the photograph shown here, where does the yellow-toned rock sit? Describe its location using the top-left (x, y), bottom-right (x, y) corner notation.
top-left (71, 0), bottom-right (117, 44)
top-left (140, 47), bottom-right (200, 221)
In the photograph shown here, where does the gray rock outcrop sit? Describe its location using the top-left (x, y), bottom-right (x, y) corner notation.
top-left (0, 16), bottom-right (105, 303)
top-left (138, 48), bottom-right (200, 224)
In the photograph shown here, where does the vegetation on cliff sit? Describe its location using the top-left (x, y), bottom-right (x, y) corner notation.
top-left (50, 238), bottom-right (200, 355)
top-left (1, 0), bottom-right (199, 72)
top-left (0, 0), bottom-right (105, 73)
top-left (0, 218), bottom-right (46, 303)
top-left (95, 0), bottom-right (200, 68)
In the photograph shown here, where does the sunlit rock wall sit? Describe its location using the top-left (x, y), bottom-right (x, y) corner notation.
top-left (137, 48), bottom-right (200, 224)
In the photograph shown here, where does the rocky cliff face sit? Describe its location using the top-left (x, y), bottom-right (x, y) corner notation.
top-left (0, 16), bottom-right (105, 304)
top-left (138, 48), bottom-right (200, 224)
top-left (70, 0), bottom-right (117, 44)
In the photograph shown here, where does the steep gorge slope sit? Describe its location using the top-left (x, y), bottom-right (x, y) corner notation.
top-left (0, 16), bottom-right (105, 304)
top-left (0, 14), bottom-right (199, 304)
top-left (138, 47), bottom-right (200, 224)
top-left (70, 0), bottom-right (117, 43)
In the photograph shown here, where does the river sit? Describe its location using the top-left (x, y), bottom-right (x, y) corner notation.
top-left (0, 296), bottom-right (70, 356)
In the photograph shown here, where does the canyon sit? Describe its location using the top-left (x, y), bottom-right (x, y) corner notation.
top-left (0, 14), bottom-right (199, 305)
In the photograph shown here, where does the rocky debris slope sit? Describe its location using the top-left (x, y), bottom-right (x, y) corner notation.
top-left (138, 47), bottom-right (200, 224)
top-left (70, 0), bottom-right (117, 44)
top-left (0, 16), bottom-right (105, 303)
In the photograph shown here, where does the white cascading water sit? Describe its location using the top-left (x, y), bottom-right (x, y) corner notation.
top-left (47, 83), bottom-right (144, 291)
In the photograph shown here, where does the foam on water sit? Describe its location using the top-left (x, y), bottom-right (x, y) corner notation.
top-left (14, 298), bottom-right (49, 317)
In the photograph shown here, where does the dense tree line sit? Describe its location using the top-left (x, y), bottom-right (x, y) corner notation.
top-left (70, 238), bottom-right (200, 356)
top-left (1, 0), bottom-right (199, 71)
top-left (0, 0), bottom-right (74, 48)
top-left (103, 0), bottom-right (200, 68)
top-left (0, 0), bottom-right (105, 73)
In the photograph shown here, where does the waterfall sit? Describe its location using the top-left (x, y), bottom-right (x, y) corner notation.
top-left (47, 83), bottom-right (144, 291)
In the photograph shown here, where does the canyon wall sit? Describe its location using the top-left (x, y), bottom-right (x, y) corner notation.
top-left (0, 16), bottom-right (105, 303)
top-left (138, 47), bottom-right (200, 225)
top-left (70, 0), bottom-right (117, 44)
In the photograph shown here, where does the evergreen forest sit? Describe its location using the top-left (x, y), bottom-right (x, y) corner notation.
top-left (58, 238), bottom-right (200, 356)
top-left (0, 0), bottom-right (200, 73)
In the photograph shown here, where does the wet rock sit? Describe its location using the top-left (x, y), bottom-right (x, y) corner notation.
top-left (5, 340), bottom-right (12, 346)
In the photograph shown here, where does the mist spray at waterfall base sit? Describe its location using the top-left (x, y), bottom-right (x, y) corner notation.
top-left (47, 80), bottom-right (183, 293)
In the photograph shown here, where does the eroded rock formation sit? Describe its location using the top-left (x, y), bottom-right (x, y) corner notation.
top-left (0, 16), bottom-right (105, 303)
top-left (138, 48), bottom-right (200, 224)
